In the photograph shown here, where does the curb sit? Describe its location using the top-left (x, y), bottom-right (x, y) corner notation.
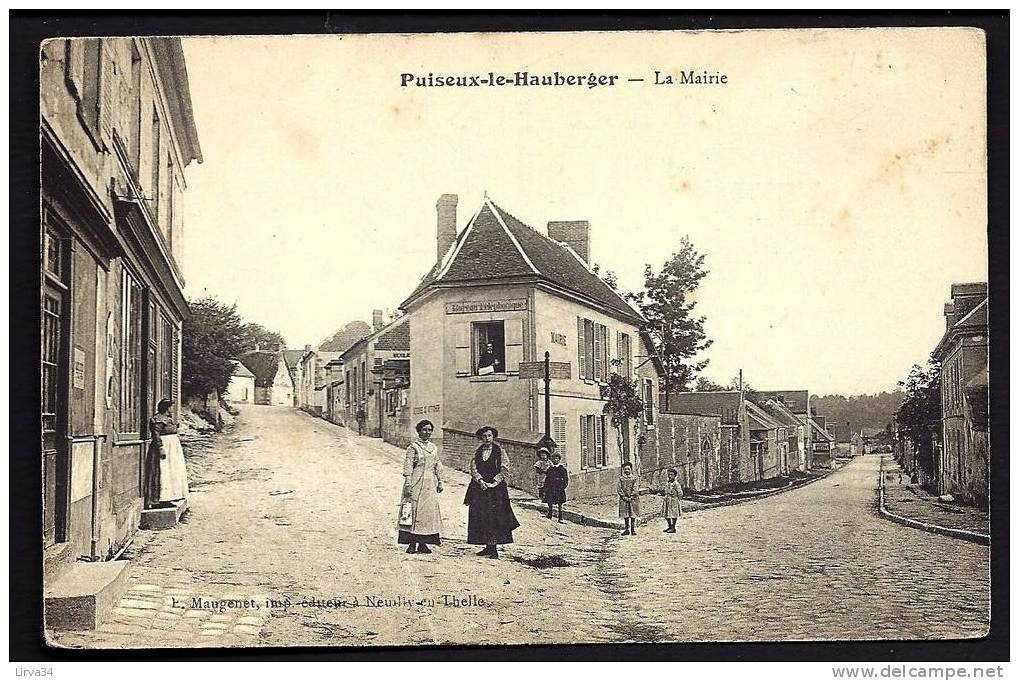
top-left (877, 456), bottom-right (989, 546)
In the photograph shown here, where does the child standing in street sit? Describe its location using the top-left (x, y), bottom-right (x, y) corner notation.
top-left (661, 468), bottom-right (683, 533)
top-left (618, 462), bottom-right (641, 535)
top-left (543, 450), bottom-right (569, 523)
top-left (533, 447), bottom-right (551, 502)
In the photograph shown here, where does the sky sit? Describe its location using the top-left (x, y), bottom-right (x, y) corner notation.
top-left (179, 29), bottom-right (987, 396)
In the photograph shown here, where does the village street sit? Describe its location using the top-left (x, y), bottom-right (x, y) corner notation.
top-left (50, 406), bottom-right (989, 649)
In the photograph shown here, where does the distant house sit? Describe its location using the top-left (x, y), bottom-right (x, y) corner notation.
top-left (746, 401), bottom-right (786, 479)
top-left (931, 283), bottom-right (988, 505)
top-left (752, 390), bottom-right (815, 466)
top-left (238, 350), bottom-right (295, 406)
top-left (809, 417), bottom-right (837, 468)
top-left (759, 398), bottom-right (808, 472)
top-left (223, 360), bottom-right (256, 404)
top-left (663, 391), bottom-right (752, 486)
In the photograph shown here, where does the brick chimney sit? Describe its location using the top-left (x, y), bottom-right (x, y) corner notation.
top-left (943, 302), bottom-right (958, 331)
top-left (949, 282), bottom-right (987, 321)
top-left (548, 220), bottom-right (591, 264)
top-left (373, 309), bottom-right (384, 332)
top-left (437, 194), bottom-right (458, 264)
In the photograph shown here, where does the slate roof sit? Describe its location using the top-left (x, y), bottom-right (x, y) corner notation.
top-left (933, 289), bottom-right (988, 360)
top-left (747, 401), bottom-right (783, 431)
top-left (401, 198), bottom-right (643, 324)
top-left (229, 359), bottom-right (255, 379)
top-left (375, 319), bottom-right (410, 352)
top-left (758, 399), bottom-right (802, 428)
top-left (318, 320), bottom-right (373, 353)
top-left (238, 351), bottom-right (283, 388)
top-left (810, 418), bottom-right (836, 441)
top-left (283, 350), bottom-right (305, 370)
top-left (751, 390), bottom-right (810, 414)
top-left (663, 391), bottom-right (742, 425)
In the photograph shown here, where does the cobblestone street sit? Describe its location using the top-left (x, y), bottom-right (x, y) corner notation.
top-left (50, 406), bottom-right (990, 649)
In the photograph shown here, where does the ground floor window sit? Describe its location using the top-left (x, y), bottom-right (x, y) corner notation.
top-left (580, 414), bottom-right (607, 469)
top-left (552, 414), bottom-right (567, 458)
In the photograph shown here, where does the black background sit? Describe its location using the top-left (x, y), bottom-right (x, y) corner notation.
top-left (10, 11), bottom-right (1009, 662)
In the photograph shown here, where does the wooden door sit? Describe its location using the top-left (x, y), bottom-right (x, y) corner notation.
top-left (42, 229), bottom-right (70, 547)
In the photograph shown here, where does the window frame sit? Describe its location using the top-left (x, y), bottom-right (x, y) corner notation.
top-left (471, 319), bottom-right (507, 376)
top-left (119, 267), bottom-right (144, 437)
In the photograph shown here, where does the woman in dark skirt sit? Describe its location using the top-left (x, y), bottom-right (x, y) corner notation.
top-left (464, 426), bottom-right (519, 559)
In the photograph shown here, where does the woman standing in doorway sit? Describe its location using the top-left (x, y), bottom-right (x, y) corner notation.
top-left (398, 420), bottom-right (444, 554)
top-left (464, 426), bottom-right (519, 559)
top-left (144, 399), bottom-right (189, 508)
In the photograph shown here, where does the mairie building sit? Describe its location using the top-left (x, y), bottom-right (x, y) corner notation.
top-left (401, 195), bottom-right (660, 499)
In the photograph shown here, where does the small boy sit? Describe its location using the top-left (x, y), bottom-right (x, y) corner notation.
top-left (618, 462), bottom-right (641, 535)
top-left (661, 468), bottom-right (683, 533)
top-left (543, 451), bottom-right (569, 522)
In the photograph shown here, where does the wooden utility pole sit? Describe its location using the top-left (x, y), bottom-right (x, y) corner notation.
top-left (543, 350), bottom-right (552, 441)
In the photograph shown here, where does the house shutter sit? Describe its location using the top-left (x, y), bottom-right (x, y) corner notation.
top-left (593, 323), bottom-right (603, 381)
top-left (615, 331), bottom-right (621, 375)
top-left (623, 333), bottom-right (632, 379)
top-left (454, 322), bottom-right (471, 376)
top-left (98, 41), bottom-right (114, 145)
top-left (594, 416), bottom-right (605, 467)
top-left (580, 415), bottom-right (589, 468)
top-left (171, 326), bottom-right (179, 403)
top-left (66, 40), bottom-right (85, 100)
top-left (577, 317), bottom-right (586, 381)
top-left (553, 415), bottom-right (567, 459)
top-left (504, 318), bottom-right (523, 375)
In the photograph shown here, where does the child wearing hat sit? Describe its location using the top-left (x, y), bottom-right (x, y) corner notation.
top-left (542, 450), bottom-right (569, 523)
top-left (533, 447), bottom-right (551, 502)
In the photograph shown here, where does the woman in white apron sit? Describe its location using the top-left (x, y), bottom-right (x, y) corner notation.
top-left (398, 419), bottom-right (444, 554)
top-left (144, 399), bottom-right (190, 508)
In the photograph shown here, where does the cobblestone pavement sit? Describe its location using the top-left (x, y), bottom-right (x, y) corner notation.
top-left (49, 407), bottom-right (990, 649)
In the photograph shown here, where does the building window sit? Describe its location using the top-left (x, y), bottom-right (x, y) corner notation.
top-left (150, 105), bottom-right (161, 220)
top-left (120, 269), bottom-right (143, 435)
top-left (617, 332), bottom-right (632, 378)
top-left (473, 321), bottom-right (505, 375)
top-left (129, 41), bottom-right (142, 173)
top-left (42, 293), bottom-right (62, 436)
top-left (577, 317), bottom-right (608, 382)
top-left (552, 414), bottom-right (567, 459)
top-left (644, 378), bottom-right (655, 426)
top-left (580, 415), bottom-right (607, 469)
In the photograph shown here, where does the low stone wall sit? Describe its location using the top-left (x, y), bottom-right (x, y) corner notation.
top-left (442, 421), bottom-right (543, 496)
top-left (639, 413), bottom-right (723, 493)
top-left (383, 409), bottom-right (411, 450)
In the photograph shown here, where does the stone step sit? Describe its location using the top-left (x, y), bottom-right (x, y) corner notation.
top-left (44, 560), bottom-right (130, 631)
top-left (43, 541), bottom-right (76, 583)
top-left (139, 498), bottom-right (189, 530)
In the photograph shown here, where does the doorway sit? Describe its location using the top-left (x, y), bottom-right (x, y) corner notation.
top-left (42, 227), bottom-right (70, 547)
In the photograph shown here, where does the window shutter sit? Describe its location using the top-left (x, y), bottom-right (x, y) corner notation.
top-left (553, 415), bottom-right (567, 459)
top-left (66, 39), bottom-right (85, 100)
top-left (454, 322), bottom-right (471, 376)
top-left (594, 416), bottom-right (604, 467)
top-left (614, 331), bottom-right (621, 374)
top-left (580, 415), bottom-right (590, 468)
top-left (624, 333), bottom-right (632, 379)
top-left (585, 320), bottom-right (595, 379)
top-left (577, 317), bottom-right (586, 380)
top-left (593, 323), bottom-right (603, 381)
top-left (505, 318), bottom-right (523, 375)
top-left (98, 40), bottom-right (114, 145)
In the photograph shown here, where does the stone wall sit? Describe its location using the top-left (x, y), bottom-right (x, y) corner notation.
top-left (442, 422), bottom-right (543, 496)
top-left (638, 413), bottom-right (723, 493)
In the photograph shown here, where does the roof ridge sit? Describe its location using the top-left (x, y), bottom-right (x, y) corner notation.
top-left (435, 202), bottom-right (485, 280)
top-left (486, 198), bottom-right (540, 275)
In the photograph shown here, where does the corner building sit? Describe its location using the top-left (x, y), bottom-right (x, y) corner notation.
top-left (402, 196), bottom-right (659, 499)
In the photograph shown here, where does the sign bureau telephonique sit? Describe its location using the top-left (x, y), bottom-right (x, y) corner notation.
top-left (444, 299), bottom-right (528, 315)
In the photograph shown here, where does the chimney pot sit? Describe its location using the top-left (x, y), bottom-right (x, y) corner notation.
top-left (373, 309), bottom-right (384, 332)
top-left (436, 194), bottom-right (458, 264)
top-left (547, 220), bottom-right (591, 264)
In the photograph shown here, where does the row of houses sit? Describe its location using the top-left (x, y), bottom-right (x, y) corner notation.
top-left (266, 194), bottom-right (839, 500)
top-left (896, 283), bottom-right (989, 507)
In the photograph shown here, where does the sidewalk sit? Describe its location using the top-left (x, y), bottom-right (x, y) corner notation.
top-left (879, 456), bottom-right (989, 542)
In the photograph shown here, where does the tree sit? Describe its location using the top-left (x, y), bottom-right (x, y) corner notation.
top-left (631, 237), bottom-right (712, 395)
top-left (592, 263), bottom-right (619, 291)
top-left (695, 376), bottom-right (726, 392)
top-left (894, 359), bottom-right (941, 484)
top-left (182, 297), bottom-right (247, 400)
top-left (240, 322), bottom-right (286, 353)
top-left (600, 369), bottom-right (646, 471)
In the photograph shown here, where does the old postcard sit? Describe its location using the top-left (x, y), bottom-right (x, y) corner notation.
top-left (39, 27), bottom-right (991, 650)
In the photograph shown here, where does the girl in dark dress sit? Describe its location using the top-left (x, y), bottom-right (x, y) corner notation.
top-left (464, 426), bottom-right (519, 559)
top-left (543, 451), bottom-right (569, 523)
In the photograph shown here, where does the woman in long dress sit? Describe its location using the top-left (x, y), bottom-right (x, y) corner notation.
top-left (399, 419), bottom-right (444, 554)
top-left (464, 426), bottom-right (519, 559)
top-left (144, 398), bottom-right (189, 508)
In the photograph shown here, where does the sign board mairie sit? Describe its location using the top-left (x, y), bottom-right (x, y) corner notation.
top-left (517, 361), bottom-right (571, 380)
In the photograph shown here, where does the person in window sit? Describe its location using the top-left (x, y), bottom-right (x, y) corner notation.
top-left (144, 398), bottom-right (189, 509)
top-left (477, 342), bottom-right (501, 375)
top-left (464, 426), bottom-right (519, 558)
